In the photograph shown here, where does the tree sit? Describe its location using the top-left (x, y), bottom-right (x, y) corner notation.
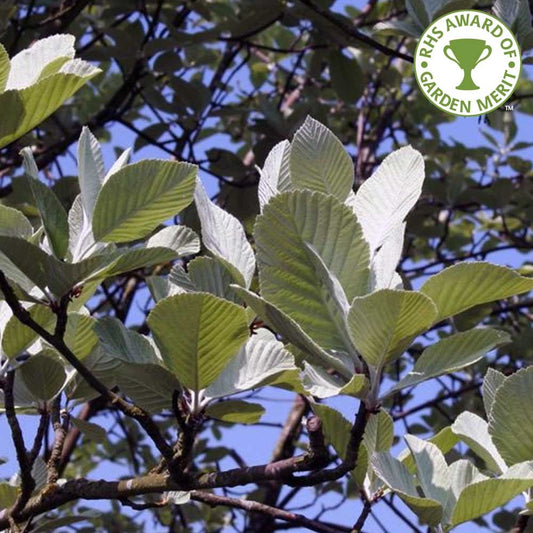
top-left (0, 2), bottom-right (532, 532)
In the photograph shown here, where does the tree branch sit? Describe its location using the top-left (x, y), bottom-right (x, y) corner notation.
top-left (0, 271), bottom-right (173, 463)
top-left (191, 491), bottom-right (345, 533)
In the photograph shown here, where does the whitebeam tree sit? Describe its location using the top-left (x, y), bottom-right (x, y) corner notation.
top-left (0, 34), bottom-right (533, 533)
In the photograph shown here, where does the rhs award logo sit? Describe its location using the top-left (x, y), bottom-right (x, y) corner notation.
top-left (414, 10), bottom-right (521, 116)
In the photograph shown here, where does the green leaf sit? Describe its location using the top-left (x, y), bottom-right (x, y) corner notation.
top-left (95, 317), bottom-right (158, 364)
top-left (256, 190), bottom-right (370, 351)
top-left (146, 225), bottom-right (200, 256)
top-left (452, 411), bottom-right (506, 474)
top-left (206, 400), bottom-right (265, 424)
top-left (258, 140), bottom-right (291, 210)
top-left (77, 126), bottom-right (105, 218)
top-left (0, 235), bottom-right (107, 297)
top-left (348, 289), bottom-right (437, 367)
top-left (451, 461), bottom-right (533, 526)
top-left (148, 293), bottom-right (249, 392)
top-left (0, 482), bottom-right (17, 508)
top-left (443, 459), bottom-right (486, 524)
top-left (489, 367), bottom-right (533, 466)
top-left (386, 328), bottom-right (510, 395)
top-left (302, 363), bottom-right (368, 399)
top-left (6, 35), bottom-right (74, 90)
top-left (399, 426), bottom-right (459, 473)
top-left (312, 403), bottom-right (352, 460)
top-left (420, 262), bottom-right (533, 322)
top-left (64, 312), bottom-right (98, 360)
top-left (0, 44), bottom-right (10, 93)
top-left (482, 367), bottom-right (506, 419)
top-left (0, 60), bottom-right (101, 149)
top-left (328, 51), bottom-right (364, 104)
top-left (71, 416), bottom-right (107, 443)
top-left (371, 222), bottom-right (405, 290)
top-left (404, 435), bottom-right (450, 504)
top-left (116, 362), bottom-right (180, 413)
top-left (0, 204), bottom-right (32, 238)
top-left (188, 257), bottom-right (240, 302)
top-left (19, 353), bottom-right (66, 401)
top-left (206, 335), bottom-right (296, 399)
top-left (371, 452), bottom-right (443, 526)
top-left (194, 180), bottom-right (255, 287)
top-left (2, 304), bottom-right (55, 358)
top-left (350, 146), bottom-right (424, 252)
top-left (92, 160), bottom-right (196, 242)
top-left (21, 147), bottom-right (69, 258)
top-left (289, 116), bottom-right (354, 201)
top-left (85, 246), bottom-right (178, 284)
top-left (231, 286), bottom-right (353, 379)
top-left (365, 410), bottom-right (394, 454)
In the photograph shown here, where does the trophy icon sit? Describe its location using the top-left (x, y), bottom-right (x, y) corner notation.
top-left (443, 39), bottom-right (492, 90)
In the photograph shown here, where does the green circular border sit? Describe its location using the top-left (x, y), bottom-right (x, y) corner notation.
top-left (413, 9), bottom-right (522, 117)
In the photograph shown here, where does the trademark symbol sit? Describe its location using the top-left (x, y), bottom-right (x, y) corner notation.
top-left (504, 104), bottom-right (514, 111)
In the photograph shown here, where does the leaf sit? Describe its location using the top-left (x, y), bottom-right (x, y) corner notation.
top-left (205, 335), bottom-right (296, 399)
top-left (0, 60), bottom-right (101, 149)
top-left (231, 286), bottom-right (353, 379)
top-left (85, 246), bottom-right (178, 283)
top-left (489, 367), bottom-right (533, 466)
top-left (328, 51), bottom-right (364, 104)
top-left (0, 236), bottom-right (49, 292)
top-left (312, 403), bottom-right (352, 460)
top-left (71, 416), bottom-right (107, 442)
top-left (364, 410), bottom-right (394, 454)
top-left (0, 204), bottom-right (32, 238)
top-left (350, 146), bottom-right (424, 252)
top-left (116, 363), bottom-right (180, 413)
top-left (19, 353), bottom-right (66, 401)
top-left (302, 363), bottom-right (368, 399)
top-left (399, 426), bottom-right (459, 473)
top-left (257, 140), bottom-right (291, 211)
top-left (21, 147), bottom-right (69, 258)
top-left (420, 262), bottom-right (533, 322)
top-left (386, 328), bottom-right (510, 395)
top-left (0, 44), bottom-right (10, 93)
top-left (482, 368), bottom-right (506, 419)
top-left (347, 289), bottom-right (437, 367)
top-left (256, 190), bottom-right (370, 352)
top-left (105, 148), bottom-right (131, 182)
top-left (289, 116), bottom-right (354, 201)
top-left (451, 461), bottom-right (533, 526)
top-left (92, 160), bottom-right (196, 242)
top-left (146, 225), bottom-right (200, 256)
top-left (404, 435), bottom-right (450, 504)
top-left (6, 34), bottom-right (75, 90)
top-left (2, 304), bottom-right (55, 358)
top-left (64, 312), bottom-right (98, 360)
top-left (443, 459), bottom-right (485, 524)
top-left (206, 400), bottom-right (265, 424)
top-left (194, 180), bottom-right (255, 287)
top-left (148, 293), bottom-right (249, 392)
top-left (168, 264), bottom-right (196, 293)
top-left (371, 223), bottom-right (405, 290)
top-left (452, 411), bottom-right (506, 474)
top-left (77, 127), bottom-right (105, 218)
top-left (371, 452), bottom-right (443, 526)
top-left (95, 317), bottom-right (158, 364)
top-left (0, 482), bottom-right (17, 508)
top-left (188, 257), bottom-right (240, 302)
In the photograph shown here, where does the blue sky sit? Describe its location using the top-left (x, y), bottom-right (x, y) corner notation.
top-left (2, 1), bottom-right (533, 531)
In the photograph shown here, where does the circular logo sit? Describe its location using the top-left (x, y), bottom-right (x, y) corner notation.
top-left (414, 10), bottom-right (521, 116)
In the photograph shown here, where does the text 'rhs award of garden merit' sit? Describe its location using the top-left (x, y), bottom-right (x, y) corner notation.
top-left (414, 10), bottom-right (521, 116)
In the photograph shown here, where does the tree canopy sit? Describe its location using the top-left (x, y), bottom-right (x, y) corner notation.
top-left (0, 1), bottom-right (532, 532)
